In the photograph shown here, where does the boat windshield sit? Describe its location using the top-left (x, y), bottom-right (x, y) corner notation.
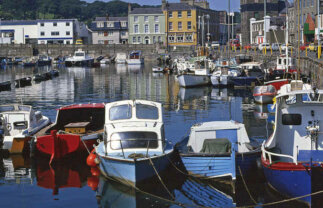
top-left (75, 53), bottom-right (85, 56)
top-left (136, 104), bottom-right (158, 120)
top-left (18, 106), bottom-right (31, 111)
top-left (110, 131), bottom-right (158, 150)
top-left (0, 106), bottom-right (15, 112)
top-left (110, 104), bottom-right (132, 120)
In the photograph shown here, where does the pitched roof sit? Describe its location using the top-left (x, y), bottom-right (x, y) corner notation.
top-left (94, 16), bottom-right (128, 22)
top-left (0, 20), bottom-right (37, 25)
top-left (129, 8), bottom-right (163, 15)
top-left (165, 3), bottom-right (196, 11)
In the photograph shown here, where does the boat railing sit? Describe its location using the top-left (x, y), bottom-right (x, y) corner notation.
top-left (105, 138), bottom-right (164, 158)
top-left (261, 143), bottom-right (298, 165)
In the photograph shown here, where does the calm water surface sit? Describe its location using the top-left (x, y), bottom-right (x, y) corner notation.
top-left (0, 63), bottom-right (307, 207)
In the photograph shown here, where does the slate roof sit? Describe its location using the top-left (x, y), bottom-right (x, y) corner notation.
top-left (90, 22), bottom-right (128, 31)
top-left (165, 3), bottom-right (196, 11)
top-left (94, 17), bottom-right (128, 22)
top-left (129, 8), bottom-right (163, 15)
top-left (0, 20), bottom-right (37, 25)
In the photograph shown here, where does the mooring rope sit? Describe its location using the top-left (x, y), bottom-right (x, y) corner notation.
top-left (238, 166), bottom-right (257, 205)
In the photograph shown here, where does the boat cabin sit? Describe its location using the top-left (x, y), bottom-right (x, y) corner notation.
top-left (263, 81), bottom-right (323, 164)
top-left (129, 51), bottom-right (142, 59)
top-left (276, 56), bottom-right (296, 72)
top-left (74, 49), bottom-right (86, 58)
top-left (104, 100), bottom-right (165, 155)
top-left (46, 103), bottom-right (105, 135)
top-left (0, 105), bottom-right (43, 137)
top-left (187, 121), bottom-right (251, 154)
top-left (239, 62), bottom-right (264, 77)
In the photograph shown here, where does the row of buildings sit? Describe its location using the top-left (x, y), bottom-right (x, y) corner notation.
top-left (0, 0), bottom-right (230, 47)
top-left (241, 0), bottom-right (323, 46)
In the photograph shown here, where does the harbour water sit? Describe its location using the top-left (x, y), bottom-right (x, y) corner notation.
top-left (0, 63), bottom-right (310, 207)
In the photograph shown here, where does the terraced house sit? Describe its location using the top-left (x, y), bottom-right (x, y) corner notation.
top-left (128, 7), bottom-right (166, 44)
top-left (91, 16), bottom-right (128, 44)
top-left (162, 0), bottom-right (219, 47)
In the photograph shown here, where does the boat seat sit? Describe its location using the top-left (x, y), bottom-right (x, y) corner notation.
top-left (200, 138), bottom-right (231, 154)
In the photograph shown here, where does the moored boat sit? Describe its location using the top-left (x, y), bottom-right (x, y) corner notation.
top-left (95, 100), bottom-right (175, 186)
top-left (152, 66), bottom-right (164, 73)
top-left (37, 55), bottom-right (52, 66)
top-left (35, 103), bottom-right (105, 161)
top-left (0, 81), bottom-right (11, 91)
top-left (253, 85), bottom-right (276, 104)
top-left (178, 120), bottom-right (261, 181)
top-left (65, 49), bottom-right (94, 67)
top-left (127, 51), bottom-right (144, 65)
top-left (15, 77), bottom-right (32, 88)
top-left (0, 104), bottom-right (50, 154)
top-left (115, 53), bottom-right (127, 64)
top-left (261, 80), bottom-right (322, 206)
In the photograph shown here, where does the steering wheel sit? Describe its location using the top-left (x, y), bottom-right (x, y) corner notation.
top-left (6, 123), bottom-right (12, 131)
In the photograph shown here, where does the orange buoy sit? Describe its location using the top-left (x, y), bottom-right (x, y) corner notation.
top-left (91, 166), bottom-right (100, 177)
top-left (87, 150), bottom-right (97, 167)
top-left (87, 176), bottom-right (99, 191)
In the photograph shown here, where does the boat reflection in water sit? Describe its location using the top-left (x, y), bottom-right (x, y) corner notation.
top-left (35, 156), bottom-right (92, 196)
top-left (115, 64), bottom-right (127, 75)
top-left (1, 154), bottom-right (33, 184)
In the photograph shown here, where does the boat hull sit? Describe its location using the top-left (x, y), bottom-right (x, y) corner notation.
top-left (127, 59), bottom-right (144, 65)
top-left (262, 157), bottom-right (313, 205)
top-left (180, 153), bottom-right (236, 180)
top-left (231, 77), bottom-right (260, 87)
top-left (211, 75), bottom-right (231, 87)
top-left (97, 150), bottom-right (174, 186)
top-left (264, 79), bottom-right (289, 91)
top-left (0, 81), bottom-right (11, 91)
top-left (65, 59), bottom-right (94, 67)
top-left (177, 74), bottom-right (210, 88)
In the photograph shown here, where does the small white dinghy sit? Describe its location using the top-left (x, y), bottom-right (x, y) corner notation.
top-left (152, 66), bottom-right (164, 73)
top-left (253, 85), bottom-right (276, 104)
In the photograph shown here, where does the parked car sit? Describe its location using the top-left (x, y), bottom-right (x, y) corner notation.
top-left (271, 43), bottom-right (280, 51)
top-left (244, 44), bottom-right (252, 50)
top-left (299, 44), bottom-right (308, 51)
top-left (281, 44), bottom-right (294, 51)
top-left (307, 43), bottom-right (316, 51)
top-left (258, 43), bottom-right (270, 51)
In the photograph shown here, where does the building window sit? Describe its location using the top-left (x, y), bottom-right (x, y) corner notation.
top-left (169, 22), bottom-right (173, 30)
top-left (187, 21), bottom-right (192, 30)
top-left (107, 22), bottom-right (114, 27)
top-left (66, 22), bottom-right (70, 26)
top-left (153, 36), bottom-right (156, 43)
top-left (98, 32), bottom-right (104, 36)
top-left (134, 16), bottom-right (138, 22)
top-left (51, 31), bottom-right (59, 36)
top-left (53, 22), bottom-right (57, 26)
top-left (178, 11), bottom-right (182, 18)
top-left (169, 12), bottom-right (173, 18)
top-left (133, 37), bottom-right (136, 43)
top-left (186, 34), bottom-right (193, 42)
top-left (158, 36), bottom-right (162, 43)
top-left (187, 10), bottom-right (191, 17)
top-left (145, 24), bottom-right (149, 33)
top-left (121, 21), bottom-right (127, 27)
top-left (66, 31), bottom-right (70, 36)
top-left (144, 16), bottom-right (148, 22)
top-left (40, 23), bottom-right (44, 27)
top-left (121, 31), bottom-right (126, 36)
top-left (178, 22), bottom-right (182, 30)
top-left (98, 40), bottom-right (104, 44)
top-left (40, 32), bottom-right (45, 36)
top-left (177, 35), bottom-right (183, 42)
top-left (134, 25), bottom-right (139, 33)
top-left (108, 31), bottom-right (113, 36)
top-left (169, 35), bottom-right (175, 43)
top-left (154, 16), bottom-right (159, 22)
top-left (138, 36), bottom-right (141, 43)
top-left (66, 41), bottom-right (70, 44)
top-left (154, 24), bottom-right (159, 33)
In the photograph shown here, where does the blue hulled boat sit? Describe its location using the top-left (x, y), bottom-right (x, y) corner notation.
top-left (178, 121), bottom-right (261, 181)
top-left (231, 62), bottom-right (264, 87)
top-left (95, 100), bottom-right (175, 186)
top-left (261, 81), bottom-right (323, 206)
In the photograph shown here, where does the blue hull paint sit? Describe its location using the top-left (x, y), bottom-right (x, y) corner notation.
top-left (98, 151), bottom-right (174, 185)
top-left (236, 151), bottom-right (260, 175)
top-left (181, 155), bottom-right (236, 179)
top-left (262, 165), bottom-right (311, 205)
top-left (231, 77), bottom-right (259, 86)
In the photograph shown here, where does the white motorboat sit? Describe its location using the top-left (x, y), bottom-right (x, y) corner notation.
top-left (211, 67), bottom-right (241, 87)
top-left (152, 66), bottom-right (164, 73)
top-left (253, 85), bottom-right (276, 104)
top-left (0, 104), bottom-right (50, 154)
top-left (127, 51), bottom-right (144, 65)
top-left (65, 49), bottom-right (94, 67)
top-left (94, 100), bottom-right (175, 186)
top-left (115, 53), bottom-right (127, 64)
top-left (100, 58), bottom-right (110, 65)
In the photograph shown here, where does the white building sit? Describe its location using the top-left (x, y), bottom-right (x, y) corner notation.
top-left (250, 16), bottom-right (271, 44)
top-left (0, 19), bottom-right (91, 44)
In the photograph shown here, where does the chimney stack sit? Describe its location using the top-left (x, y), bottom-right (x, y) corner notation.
top-left (128, 3), bottom-right (131, 14)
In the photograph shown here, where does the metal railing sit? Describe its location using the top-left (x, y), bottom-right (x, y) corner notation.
top-left (261, 142), bottom-right (298, 165)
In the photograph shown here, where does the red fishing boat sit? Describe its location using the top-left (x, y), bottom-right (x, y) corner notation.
top-left (35, 103), bottom-right (105, 162)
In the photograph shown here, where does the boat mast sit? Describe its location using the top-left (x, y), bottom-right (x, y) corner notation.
top-left (228, 0), bottom-right (230, 67)
top-left (297, 0), bottom-right (300, 80)
top-left (285, 1), bottom-right (289, 72)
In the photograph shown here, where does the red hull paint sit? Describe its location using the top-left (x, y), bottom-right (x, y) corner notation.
top-left (253, 92), bottom-right (276, 97)
top-left (261, 156), bottom-right (308, 171)
top-left (265, 79), bottom-right (289, 91)
top-left (58, 103), bottom-right (104, 111)
top-left (36, 131), bottom-right (96, 160)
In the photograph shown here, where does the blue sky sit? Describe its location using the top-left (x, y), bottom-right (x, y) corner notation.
top-left (85, 0), bottom-right (241, 11)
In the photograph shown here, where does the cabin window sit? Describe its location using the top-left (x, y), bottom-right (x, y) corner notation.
top-left (75, 53), bottom-right (84, 56)
top-left (110, 104), bottom-right (132, 120)
top-left (282, 114), bottom-right (302, 125)
top-left (285, 95), bottom-right (297, 104)
top-left (0, 106), bottom-right (14, 112)
top-left (136, 104), bottom-right (158, 120)
top-left (13, 121), bottom-right (28, 130)
top-left (110, 131), bottom-right (158, 149)
top-left (18, 106), bottom-right (31, 112)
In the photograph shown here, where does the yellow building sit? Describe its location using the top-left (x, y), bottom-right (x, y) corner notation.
top-left (162, 0), bottom-right (219, 47)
